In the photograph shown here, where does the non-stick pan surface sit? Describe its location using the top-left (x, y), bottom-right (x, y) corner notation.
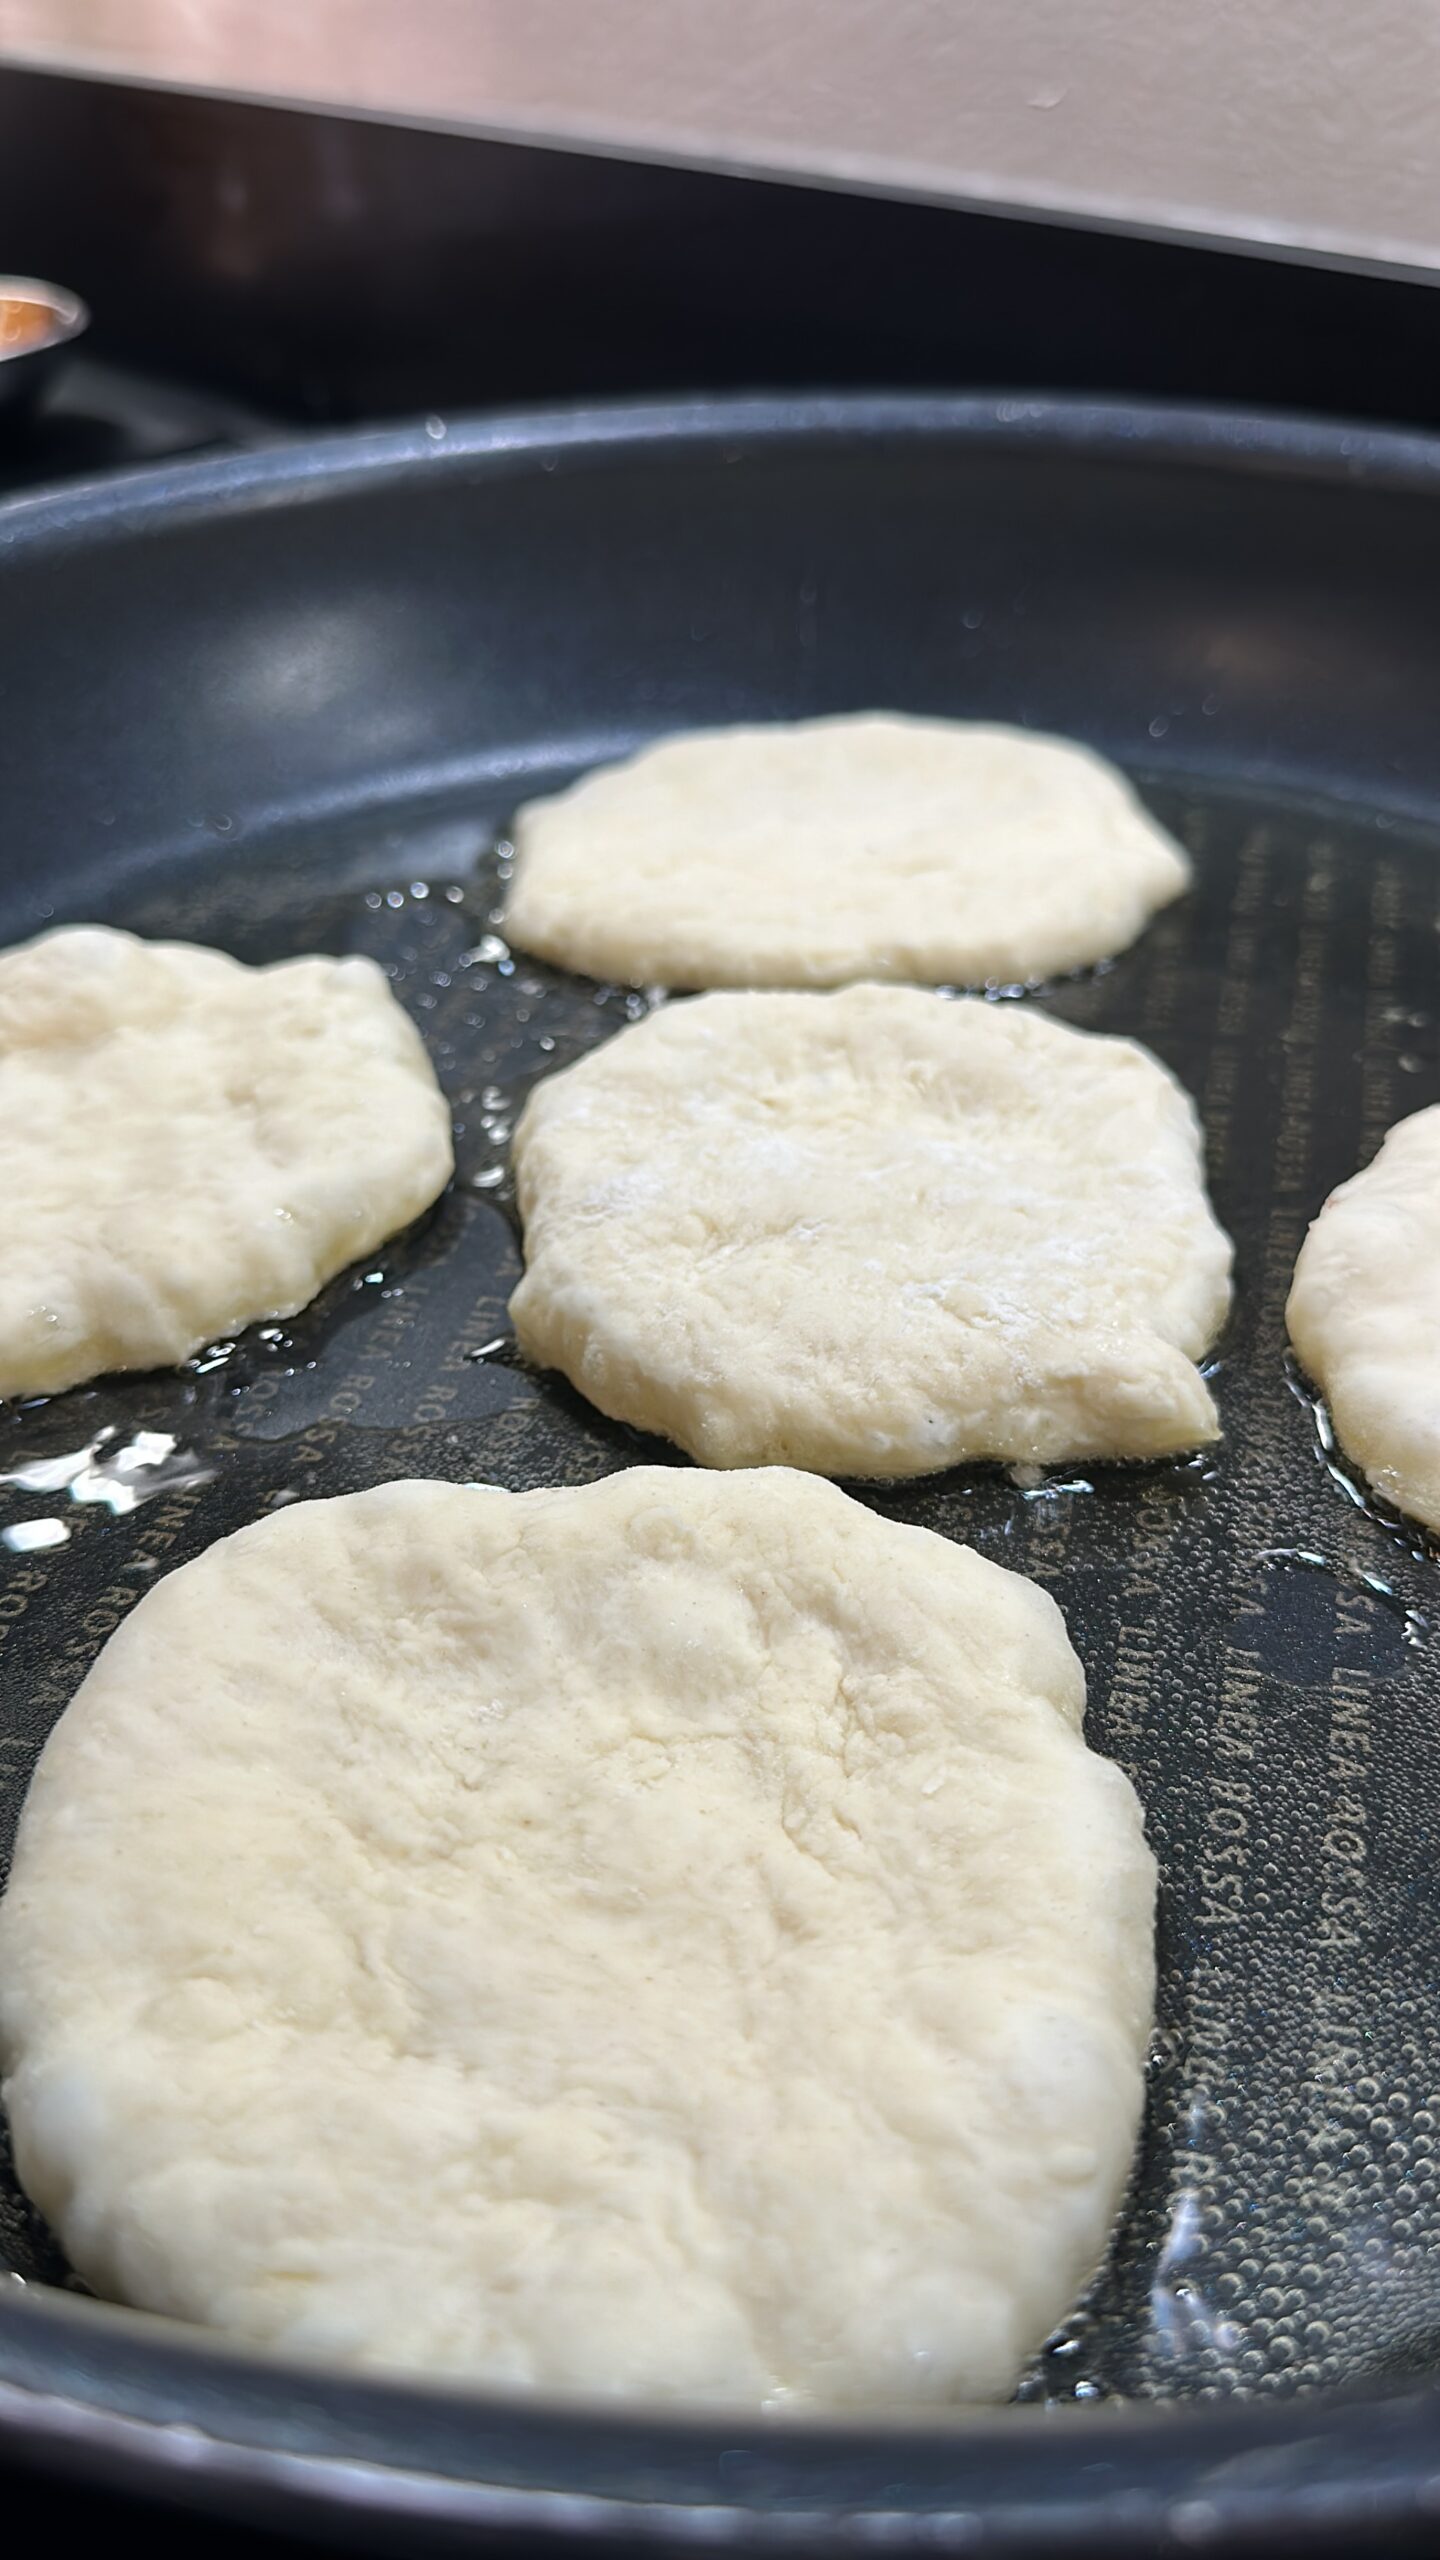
top-left (1, 396), bottom-right (1440, 2555)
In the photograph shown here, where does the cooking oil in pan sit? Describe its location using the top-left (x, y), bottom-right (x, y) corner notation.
top-left (3, 783), bottom-right (1440, 2404)
top-left (1, 1424), bottom-right (214, 1519)
top-left (1255, 1544), bottom-right (1431, 1658)
top-left (1285, 1351), bottom-right (1440, 1566)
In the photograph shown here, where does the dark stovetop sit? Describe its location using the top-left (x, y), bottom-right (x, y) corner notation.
top-left (0, 357), bottom-right (284, 497)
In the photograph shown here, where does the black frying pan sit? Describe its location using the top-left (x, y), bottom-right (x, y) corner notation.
top-left (2, 395), bottom-right (1440, 2555)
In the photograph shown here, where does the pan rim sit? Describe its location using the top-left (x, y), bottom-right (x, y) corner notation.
top-left (3, 385), bottom-right (1440, 2547)
top-left (1, 387), bottom-right (1440, 559)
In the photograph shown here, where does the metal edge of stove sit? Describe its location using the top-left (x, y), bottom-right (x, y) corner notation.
top-left (3, 391), bottom-right (1440, 2553)
top-left (7, 2), bottom-right (1440, 284)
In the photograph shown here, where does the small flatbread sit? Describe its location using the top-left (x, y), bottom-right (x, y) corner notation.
top-left (0, 1470), bottom-right (1155, 2407)
top-left (0, 926), bottom-right (453, 1396)
top-left (511, 985), bottom-right (1231, 1476)
top-left (1287, 1103), bottom-right (1440, 1532)
top-left (503, 714), bottom-right (1190, 988)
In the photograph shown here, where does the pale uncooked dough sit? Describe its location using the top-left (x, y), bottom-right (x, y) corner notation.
top-left (0, 1470), bottom-right (1154, 2408)
top-left (0, 925), bottom-right (454, 1397)
top-left (1287, 1104), bottom-right (1440, 1533)
top-left (511, 986), bottom-right (1231, 1476)
top-left (503, 714), bottom-right (1190, 988)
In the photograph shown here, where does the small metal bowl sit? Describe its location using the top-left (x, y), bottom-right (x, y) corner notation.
top-left (0, 276), bottom-right (90, 419)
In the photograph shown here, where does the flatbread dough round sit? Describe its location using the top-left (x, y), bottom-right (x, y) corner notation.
top-left (0, 925), bottom-right (454, 1397)
top-left (511, 986), bottom-right (1231, 1476)
top-left (0, 1470), bottom-right (1154, 2408)
top-left (1287, 1104), bottom-right (1440, 1533)
top-left (503, 714), bottom-right (1190, 989)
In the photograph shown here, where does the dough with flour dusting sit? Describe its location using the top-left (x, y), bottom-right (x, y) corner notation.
top-left (0, 1469), bottom-right (1155, 2407)
top-left (0, 925), bottom-right (453, 1397)
top-left (1287, 1103), bottom-right (1440, 1533)
top-left (511, 985), bottom-right (1232, 1476)
top-left (503, 714), bottom-right (1190, 988)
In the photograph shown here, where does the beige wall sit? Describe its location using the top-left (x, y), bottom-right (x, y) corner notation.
top-left (2, 0), bottom-right (1438, 278)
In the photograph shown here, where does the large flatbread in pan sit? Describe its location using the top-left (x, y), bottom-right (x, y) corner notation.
top-left (0, 1469), bottom-right (1154, 2409)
